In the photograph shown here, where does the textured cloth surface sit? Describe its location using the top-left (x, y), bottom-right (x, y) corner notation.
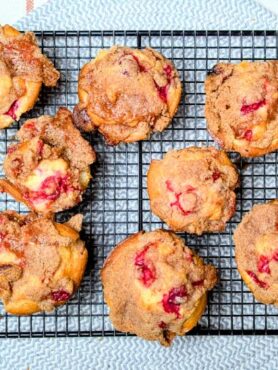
top-left (0, 336), bottom-right (276, 370)
top-left (15, 0), bottom-right (278, 30)
top-left (1, 0), bottom-right (277, 369)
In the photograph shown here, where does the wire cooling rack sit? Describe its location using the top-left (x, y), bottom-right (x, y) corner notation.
top-left (0, 30), bottom-right (278, 338)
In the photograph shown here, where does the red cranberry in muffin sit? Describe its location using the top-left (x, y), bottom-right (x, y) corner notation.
top-left (205, 61), bottom-right (278, 157)
top-left (101, 229), bottom-right (217, 346)
top-left (1, 107), bottom-right (96, 214)
top-left (147, 147), bottom-right (239, 235)
top-left (234, 200), bottom-right (278, 304)
top-left (0, 25), bottom-right (59, 129)
top-left (0, 211), bottom-right (87, 315)
top-left (74, 46), bottom-right (182, 145)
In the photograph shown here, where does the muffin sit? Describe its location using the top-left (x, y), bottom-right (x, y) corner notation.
top-left (1, 107), bottom-right (96, 214)
top-left (147, 147), bottom-right (239, 235)
top-left (73, 46), bottom-right (182, 144)
top-left (0, 211), bottom-right (87, 315)
top-left (101, 229), bottom-right (217, 345)
top-left (0, 25), bottom-right (60, 129)
top-left (205, 61), bottom-right (278, 157)
top-left (234, 200), bottom-right (278, 305)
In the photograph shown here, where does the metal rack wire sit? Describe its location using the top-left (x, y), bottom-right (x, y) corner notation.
top-left (0, 30), bottom-right (277, 337)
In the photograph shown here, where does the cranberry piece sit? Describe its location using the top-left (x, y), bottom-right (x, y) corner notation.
top-left (131, 54), bottom-right (146, 72)
top-left (257, 255), bottom-right (270, 274)
top-left (153, 64), bottom-right (173, 103)
top-left (134, 244), bottom-right (156, 287)
top-left (11, 158), bottom-right (23, 176)
top-left (7, 145), bottom-right (17, 155)
top-left (185, 185), bottom-right (196, 193)
top-left (24, 121), bottom-right (36, 131)
top-left (155, 82), bottom-right (168, 103)
top-left (39, 175), bottom-right (68, 200)
top-left (51, 290), bottom-right (70, 302)
top-left (272, 251), bottom-right (278, 261)
top-left (170, 193), bottom-right (193, 216)
top-left (163, 64), bottom-right (172, 80)
top-left (140, 265), bottom-right (156, 287)
top-left (192, 279), bottom-right (204, 287)
top-left (134, 245), bottom-right (149, 265)
top-left (158, 321), bottom-right (167, 329)
top-left (212, 171), bottom-right (221, 181)
top-left (256, 250), bottom-right (278, 276)
top-left (5, 100), bottom-right (19, 120)
top-left (165, 179), bottom-right (175, 192)
top-left (166, 180), bottom-right (196, 217)
top-left (162, 285), bottom-right (187, 318)
top-left (243, 129), bottom-right (253, 141)
top-left (37, 140), bottom-right (44, 157)
top-left (240, 99), bottom-right (266, 115)
top-left (246, 270), bottom-right (268, 289)
top-left (25, 174), bottom-right (74, 203)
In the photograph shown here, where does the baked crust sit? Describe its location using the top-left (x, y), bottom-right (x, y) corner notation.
top-left (74, 46), bottom-right (182, 144)
top-left (2, 107), bottom-right (96, 214)
top-left (0, 211), bottom-right (87, 315)
top-left (147, 147), bottom-right (239, 235)
top-left (101, 229), bottom-right (217, 345)
top-left (205, 61), bottom-right (278, 157)
top-left (234, 200), bottom-right (278, 305)
top-left (0, 25), bottom-right (60, 128)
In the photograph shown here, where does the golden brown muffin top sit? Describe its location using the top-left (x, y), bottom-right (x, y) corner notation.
top-left (2, 108), bottom-right (96, 214)
top-left (147, 147), bottom-right (239, 235)
top-left (74, 46), bottom-right (182, 144)
top-left (0, 25), bottom-right (59, 117)
top-left (234, 201), bottom-right (278, 305)
top-left (0, 211), bottom-right (87, 314)
top-left (101, 229), bottom-right (217, 345)
top-left (205, 61), bottom-right (278, 157)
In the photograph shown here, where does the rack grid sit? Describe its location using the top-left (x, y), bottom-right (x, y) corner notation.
top-left (0, 30), bottom-right (277, 337)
